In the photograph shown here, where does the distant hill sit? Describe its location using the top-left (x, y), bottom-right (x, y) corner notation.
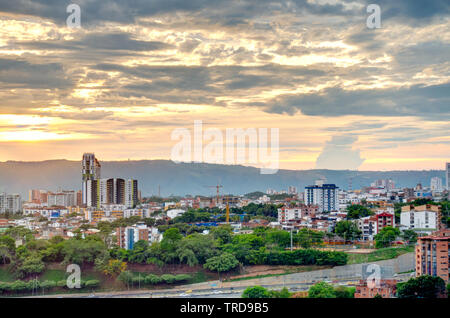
top-left (0, 159), bottom-right (445, 198)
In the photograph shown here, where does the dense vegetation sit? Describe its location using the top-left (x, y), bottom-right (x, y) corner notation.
top-left (308, 281), bottom-right (355, 298)
top-left (397, 275), bottom-right (447, 298)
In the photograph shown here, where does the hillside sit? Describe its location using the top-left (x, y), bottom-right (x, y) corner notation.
top-left (0, 160), bottom-right (445, 198)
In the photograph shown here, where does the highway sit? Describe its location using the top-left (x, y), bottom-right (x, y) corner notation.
top-left (28, 253), bottom-right (415, 298)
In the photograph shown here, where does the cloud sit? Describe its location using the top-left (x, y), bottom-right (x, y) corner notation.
top-left (261, 82), bottom-right (450, 120)
top-left (315, 135), bottom-right (365, 170)
top-left (0, 58), bottom-right (73, 89)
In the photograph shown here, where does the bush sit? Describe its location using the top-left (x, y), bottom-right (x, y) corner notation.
top-left (57, 280), bottom-right (67, 288)
top-left (174, 274), bottom-right (191, 282)
top-left (308, 282), bottom-right (336, 298)
top-left (242, 286), bottom-right (270, 298)
top-left (161, 274), bottom-right (176, 284)
top-left (10, 280), bottom-right (28, 292)
top-left (84, 280), bottom-right (100, 288)
top-left (144, 274), bottom-right (162, 285)
top-left (40, 280), bottom-right (57, 289)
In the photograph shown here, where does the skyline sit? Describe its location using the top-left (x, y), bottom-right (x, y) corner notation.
top-left (0, 1), bottom-right (449, 170)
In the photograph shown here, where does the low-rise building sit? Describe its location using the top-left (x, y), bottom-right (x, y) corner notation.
top-left (354, 279), bottom-right (397, 298)
top-left (117, 224), bottom-right (161, 250)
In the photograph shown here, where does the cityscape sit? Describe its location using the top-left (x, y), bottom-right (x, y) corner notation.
top-left (0, 153), bottom-right (449, 299)
top-left (0, 0), bottom-right (449, 310)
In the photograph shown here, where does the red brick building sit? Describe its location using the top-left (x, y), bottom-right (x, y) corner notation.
top-left (354, 279), bottom-right (397, 298)
top-left (415, 229), bottom-right (450, 282)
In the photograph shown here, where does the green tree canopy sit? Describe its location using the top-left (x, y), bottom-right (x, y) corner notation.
top-left (242, 286), bottom-right (270, 298)
top-left (334, 220), bottom-right (361, 241)
top-left (397, 275), bottom-right (446, 298)
top-left (308, 282), bottom-right (336, 298)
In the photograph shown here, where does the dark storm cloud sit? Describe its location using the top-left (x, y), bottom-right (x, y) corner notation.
top-left (261, 82), bottom-right (450, 119)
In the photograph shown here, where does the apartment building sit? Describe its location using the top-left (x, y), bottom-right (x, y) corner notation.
top-left (117, 224), bottom-right (161, 250)
top-left (376, 212), bottom-right (394, 232)
top-left (305, 180), bottom-right (338, 212)
top-left (400, 204), bottom-right (439, 234)
top-left (0, 193), bottom-right (22, 213)
top-left (85, 178), bottom-right (138, 209)
top-left (47, 191), bottom-right (76, 207)
top-left (356, 215), bottom-right (377, 241)
top-left (415, 229), bottom-right (450, 283)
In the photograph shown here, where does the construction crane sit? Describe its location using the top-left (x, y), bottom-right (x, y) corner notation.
top-left (205, 184), bottom-right (223, 206)
top-left (226, 203), bottom-right (230, 224)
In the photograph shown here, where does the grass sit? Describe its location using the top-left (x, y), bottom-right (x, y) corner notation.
top-left (225, 265), bottom-right (330, 282)
top-left (39, 268), bottom-right (102, 282)
top-left (226, 272), bottom-right (292, 282)
top-left (0, 266), bottom-right (14, 282)
top-left (346, 245), bottom-right (415, 265)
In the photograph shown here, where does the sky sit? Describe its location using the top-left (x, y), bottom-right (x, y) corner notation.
top-left (0, 0), bottom-right (449, 171)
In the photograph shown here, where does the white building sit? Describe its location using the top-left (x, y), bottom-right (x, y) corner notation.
top-left (400, 206), bottom-right (438, 234)
top-left (47, 191), bottom-right (75, 207)
top-left (430, 177), bottom-right (443, 192)
top-left (167, 209), bottom-right (186, 219)
top-left (0, 193), bottom-right (22, 213)
top-left (23, 207), bottom-right (68, 218)
top-left (277, 206), bottom-right (302, 223)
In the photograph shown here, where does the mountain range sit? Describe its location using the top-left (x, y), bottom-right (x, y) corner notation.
top-left (0, 160), bottom-right (445, 198)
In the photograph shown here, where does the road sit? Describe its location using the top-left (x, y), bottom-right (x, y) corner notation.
top-left (27, 252), bottom-right (415, 298)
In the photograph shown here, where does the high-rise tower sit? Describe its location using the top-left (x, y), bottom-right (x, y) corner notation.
top-left (82, 153), bottom-right (101, 205)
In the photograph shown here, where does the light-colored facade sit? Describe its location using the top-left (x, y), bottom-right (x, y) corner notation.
top-left (400, 204), bottom-right (439, 234)
top-left (47, 191), bottom-right (76, 207)
top-left (0, 193), bottom-right (22, 213)
top-left (430, 177), bottom-right (443, 192)
top-left (305, 181), bottom-right (338, 212)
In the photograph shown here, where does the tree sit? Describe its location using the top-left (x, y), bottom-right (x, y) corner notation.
top-left (308, 282), bottom-right (336, 298)
top-left (0, 235), bottom-right (16, 252)
top-left (374, 226), bottom-right (400, 248)
top-left (128, 240), bottom-right (149, 263)
top-left (269, 287), bottom-right (291, 298)
top-left (334, 221), bottom-right (361, 241)
top-left (100, 259), bottom-right (127, 277)
top-left (160, 228), bottom-right (183, 263)
top-left (117, 271), bottom-right (134, 289)
top-left (176, 233), bottom-right (218, 265)
top-left (346, 204), bottom-right (373, 219)
top-left (334, 286), bottom-right (355, 298)
top-left (211, 225), bottom-right (233, 245)
top-left (61, 238), bottom-right (107, 265)
top-left (242, 286), bottom-right (270, 298)
top-left (203, 253), bottom-right (239, 280)
top-left (401, 229), bottom-right (418, 244)
top-left (14, 255), bottom-right (45, 279)
top-left (266, 230), bottom-right (290, 248)
top-left (397, 275), bottom-right (446, 298)
top-left (0, 244), bottom-right (11, 264)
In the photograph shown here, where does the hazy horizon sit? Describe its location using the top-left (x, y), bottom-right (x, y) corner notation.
top-left (0, 1), bottom-right (449, 170)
